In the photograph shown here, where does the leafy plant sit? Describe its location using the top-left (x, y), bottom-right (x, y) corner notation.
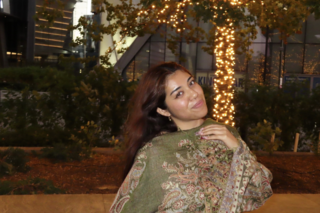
top-left (71, 121), bottom-right (101, 147)
top-left (0, 148), bottom-right (30, 177)
top-left (72, 65), bottom-right (137, 138)
top-left (0, 177), bottom-right (65, 195)
top-left (248, 120), bottom-right (284, 154)
top-left (108, 136), bottom-right (123, 150)
top-left (304, 130), bottom-right (320, 155)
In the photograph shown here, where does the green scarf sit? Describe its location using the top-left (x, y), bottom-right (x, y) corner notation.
top-left (110, 118), bottom-right (273, 213)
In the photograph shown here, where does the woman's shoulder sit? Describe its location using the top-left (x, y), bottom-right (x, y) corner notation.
top-left (139, 135), bottom-right (164, 151)
top-left (140, 131), bottom-right (182, 150)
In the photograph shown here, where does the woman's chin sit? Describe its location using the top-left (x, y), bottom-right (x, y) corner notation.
top-left (197, 106), bottom-right (208, 118)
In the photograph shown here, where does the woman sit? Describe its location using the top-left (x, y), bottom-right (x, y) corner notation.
top-left (110, 62), bottom-right (272, 213)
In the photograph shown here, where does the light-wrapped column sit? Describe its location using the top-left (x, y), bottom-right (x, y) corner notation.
top-left (213, 22), bottom-right (236, 126)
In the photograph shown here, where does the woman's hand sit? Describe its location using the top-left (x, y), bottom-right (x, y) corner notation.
top-left (196, 124), bottom-right (239, 149)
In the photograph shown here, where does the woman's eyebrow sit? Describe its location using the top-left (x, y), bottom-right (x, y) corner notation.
top-left (170, 86), bottom-right (181, 96)
top-left (170, 76), bottom-right (193, 96)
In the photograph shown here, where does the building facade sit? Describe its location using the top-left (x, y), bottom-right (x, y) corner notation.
top-left (108, 11), bottom-right (320, 91)
top-left (0, 0), bottom-right (86, 67)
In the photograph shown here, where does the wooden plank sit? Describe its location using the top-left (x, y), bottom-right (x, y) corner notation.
top-left (271, 133), bottom-right (275, 143)
top-left (318, 132), bottom-right (320, 154)
top-left (294, 133), bottom-right (300, 152)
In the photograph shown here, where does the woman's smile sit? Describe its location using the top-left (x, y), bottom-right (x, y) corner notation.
top-left (192, 99), bottom-right (204, 109)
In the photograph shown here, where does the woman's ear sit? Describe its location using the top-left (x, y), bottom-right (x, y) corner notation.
top-left (156, 107), bottom-right (171, 117)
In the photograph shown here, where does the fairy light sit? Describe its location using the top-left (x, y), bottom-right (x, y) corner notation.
top-left (137, 0), bottom-right (193, 33)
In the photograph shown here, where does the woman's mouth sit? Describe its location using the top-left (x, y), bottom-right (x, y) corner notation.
top-left (192, 100), bottom-right (204, 109)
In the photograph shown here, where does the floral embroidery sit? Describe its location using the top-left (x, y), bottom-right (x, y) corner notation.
top-left (173, 199), bottom-right (184, 209)
top-left (178, 139), bottom-right (193, 147)
top-left (218, 138), bottom-right (273, 213)
top-left (159, 138), bottom-right (233, 213)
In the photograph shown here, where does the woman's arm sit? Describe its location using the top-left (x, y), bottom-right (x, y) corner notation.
top-left (109, 143), bottom-right (159, 213)
top-left (219, 126), bottom-right (273, 213)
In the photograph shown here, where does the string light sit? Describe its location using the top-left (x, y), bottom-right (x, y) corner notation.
top-left (137, 0), bottom-right (193, 33)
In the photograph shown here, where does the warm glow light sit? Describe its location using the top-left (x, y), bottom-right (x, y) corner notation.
top-left (35, 43), bottom-right (63, 48)
top-left (36, 5), bottom-right (72, 13)
top-left (35, 12), bottom-right (71, 19)
top-left (35, 31), bottom-right (65, 37)
top-left (35, 37), bottom-right (64, 42)
top-left (35, 24), bottom-right (68, 31)
top-left (38, 18), bottom-right (69, 25)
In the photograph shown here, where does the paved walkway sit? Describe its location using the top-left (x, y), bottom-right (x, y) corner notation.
top-left (0, 194), bottom-right (319, 213)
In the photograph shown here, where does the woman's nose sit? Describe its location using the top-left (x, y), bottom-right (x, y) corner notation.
top-left (190, 88), bottom-right (198, 100)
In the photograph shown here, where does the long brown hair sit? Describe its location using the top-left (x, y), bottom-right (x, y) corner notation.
top-left (123, 62), bottom-right (192, 179)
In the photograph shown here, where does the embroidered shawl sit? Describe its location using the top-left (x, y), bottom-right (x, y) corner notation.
top-left (110, 119), bottom-right (273, 213)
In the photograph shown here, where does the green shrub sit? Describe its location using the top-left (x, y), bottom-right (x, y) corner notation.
top-left (107, 136), bottom-right (124, 150)
top-left (39, 143), bottom-right (92, 163)
top-left (70, 121), bottom-right (101, 148)
top-left (0, 65), bottom-right (137, 147)
top-left (248, 120), bottom-right (284, 154)
top-left (0, 66), bottom-right (56, 91)
top-left (0, 177), bottom-right (65, 195)
top-left (234, 82), bottom-right (320, 151)
top-left (0, 148), bottom-right (30, 176)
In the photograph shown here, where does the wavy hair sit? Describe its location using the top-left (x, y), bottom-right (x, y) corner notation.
top-left (123, 62), bottom-right (192, 179)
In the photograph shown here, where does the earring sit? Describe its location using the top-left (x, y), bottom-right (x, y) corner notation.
top-left (168, 116), bottom-right (172, 121)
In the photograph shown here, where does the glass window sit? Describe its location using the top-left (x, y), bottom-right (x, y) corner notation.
top-left (151, 25), bottom-right (166, 42)
top-left (124, 60), bottom-right (135, 81)
top-left (248, 43), bottom-right (266, 83)
top-left (134, 41), bottom-right (150, 80)
top-left (304, 45), bottom-right (320, 75)
top-left (287, 22), bottom-right (305, 43)
top-left (270, 29), bottom-right (281, 43)
top-left (284, 44), bottom-right (304, 74)
top-left (306, 14), bottom-right (320, 43)
top-left (181, 42), bottom-right (196, 74)
top-left (182, 12), bottom-right (198, 42)
top-left (268, 44), bottom-right (282, 86)
top-left (196, 43), bottom-right (213, 70)
top-left (165, 24), bottom-right (180, 63)
top-left (234, 50), bottom-right (246, 72)
top-left (199, 20), bottom-right (213, 42)
top-left (187, 13), bottom-right (198, 28)
top-left (165, 42), bottom-right (180, 63)
top-left (150, 42), bottom-right (165, 66)
top-left (166, 24), bottom-right (179, 38)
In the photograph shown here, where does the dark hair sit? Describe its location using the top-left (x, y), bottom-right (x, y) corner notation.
top-left (123, 62), bottom-right (192, 179)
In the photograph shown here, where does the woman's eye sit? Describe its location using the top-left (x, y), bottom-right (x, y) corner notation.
top-left (176, 91), bottom-right (183, 98)
top-left (190, 79), bottom-right (195, 86)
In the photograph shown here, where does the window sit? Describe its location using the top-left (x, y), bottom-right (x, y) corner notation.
top-left (196, 43), bottom-right (213, 70)
top-left (284, 44), bottom-right (304, 74)
top-left (304, 45), bottom-right (320, 74)
top-left (306, 15), bottom-right (320, 43)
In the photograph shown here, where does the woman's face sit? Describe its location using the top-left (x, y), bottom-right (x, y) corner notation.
top-left (159, 70), bottom-right (208, 125)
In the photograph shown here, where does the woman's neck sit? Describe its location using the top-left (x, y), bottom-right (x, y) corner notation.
top-left (174, 118), bottom-right (205, 131)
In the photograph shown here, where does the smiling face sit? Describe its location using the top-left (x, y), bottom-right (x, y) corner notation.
top-left (156, 70), bottom-right (208, 130)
